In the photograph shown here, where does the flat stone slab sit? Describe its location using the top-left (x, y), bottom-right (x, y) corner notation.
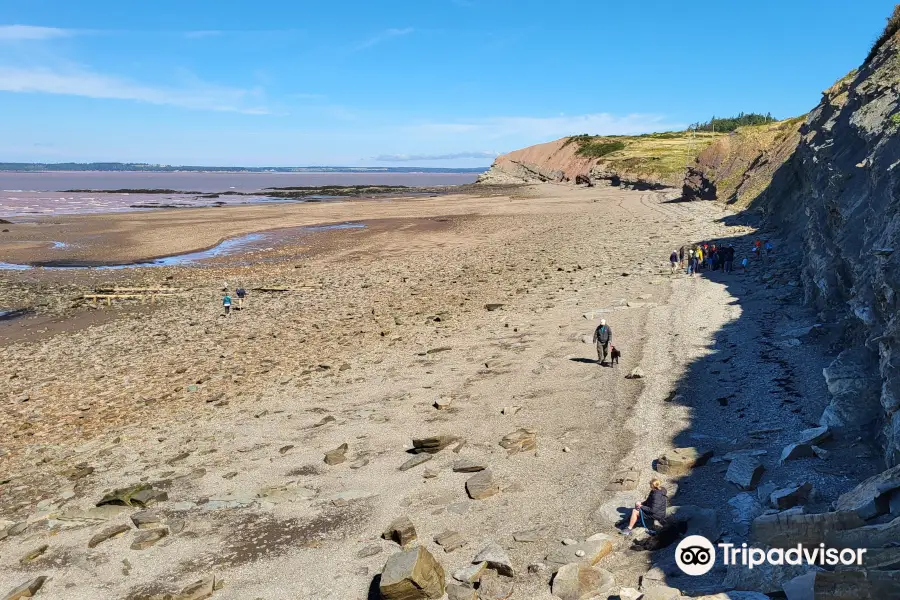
top-left (725, 456), bottom-right (765, 490)
top-left (656, 447), bottom-right (712, 475)
top-left (751, 510), bottom-right (864, 548)
top-left (399, 453), bottom-right (433, 471)
top-left (605, 468), bottom-right (640, 491)
top-left (380, 546), bottom-right (445, 600)
top-left (544, 536), bottom-right (613, 571)
top-left (465, 469), bottom-right (499, 500)
top-left (834, 464), bottom-right (900, 519)
top-left (87, 524), bottom-right (131, 548)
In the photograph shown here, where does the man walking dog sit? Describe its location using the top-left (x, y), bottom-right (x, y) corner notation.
top-left (593, 319), bottom-right (613, 366)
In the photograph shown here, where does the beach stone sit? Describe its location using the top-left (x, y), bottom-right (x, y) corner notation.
top-left (723, 561), bottom-right (815, 594)
top-left (484, 303), bottom-right (505, 311)
top-left (433, 398), bottom-right (452, 410)
top-left (399, 454), bottom-right (433, 471)
top-left (551, 563), bottom-right (615, 600)
top-left (446, 584), bottom-right (477, 600)
top-left (2, 577), bottom-right (47, 600)
top-left (130, 528), bottom-right (168, 550)
top-left (433, 530), bottom-right (466, 553)
top-left (412, 435), bottom-right (458, 454)
top-left (176, 576), bottom-right (216, 600)
top-left (473, 543), bottom-right (514, 576)
top-left (780, 442), bottom-right (817, 463)
top-left (465, 469), bottom-right (499, 500)
top-left (476, 570), bottom-right (515, 600)
top-left (88, 524), bottom-right (131, 548)
top-left (797, 425), bottom-right (832, 445)
top-left (771, 482), bottom-right (813, 510)
top-left (605, 467), bottom-right (640, 491)
top-left (824, 515), bottom-right (900, 549)
top-left (499, 428), bottom-right (537, 454)
top-left (725, 456), bottom-right (765, 490)
top-left (97, 483), bottom-right (159, 507)
top-left (131, 510), bottom-right (164, 529)
top-left (453, 562), bottom-right (485, 584)
top-left (628, 367), bottom-right (645, 379)
top-left (727, 493), bottom-right (764, 536)
top-left (513, 526), bottom-right (549, 542)
top-left (379, 546), bottom-right (445, 600)
top-left (656, 447), bottom-right (712, 475)
top-left (382, 516), bottom-right (417, 547)
top-left (19, 545), bottom-right (48, 565)
top-left (639, 586), bottom-right (682, 600)
top-left (834, 464), bottom-right (900, 519)
top-left (544, 536), bottom-right (613, 570)
top-left (323, 443), bottom-right (349, 465)
top-left (423, 468), bottom-right (438, 479)
top-left (751, 510), bottom-right (864, 548)
top-left (452, 458), bottom-right (486, 473)
top-left (617, 587), bottom-right (641, 600)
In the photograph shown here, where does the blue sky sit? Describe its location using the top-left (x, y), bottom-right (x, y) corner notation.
top-left (0, 0), bottom-right (893, 167)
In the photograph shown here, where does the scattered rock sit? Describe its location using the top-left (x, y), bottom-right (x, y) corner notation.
top-left (19, 545), bottom-right (49, 565)
top-left (357, 544), bottom-right (382, 558)
top-left (627, 367), bottom-right (645, 379)
top-left (551, 563), bottom-right (615, 600)
top-left (452, 458), bottom-right (486, 473)
top-left (656, 447), bottom-right (712, 475)
top-left (639, 586), bottom-right (682, 600)
top-left (88, 524), bottom-right (131, 548)
top-left (433, 398), bottom-right (452, 410)
top-left (399, 454), bottom-right (433, 471)
top-left (312, 415), bottom-right (336, 427)
top-left (780, 442), bottom-right (817, 463)
top-left (771, 482), bottom-right (813, 510)
top-left (175, 576), bottom-right (217, 600)
top-left (824, 515), bottom-right (900, 549)
top-left (379, 546), bottom-right (446, 600)
top-left (723, 561), bottom-right (816, 594)
top-left (484, 303), bottom-right (505, 311)
top-left (323, 443), bottom-right (349, 465)
top-left (2, 577), bottom-right (48, 600)
top-left (131, 528), bottom-right (168, 550)
top-left (465, 469), bottom-right (500, 500)
top-left (500, 406), bottom-right (521, 415)
top-left (476, 570), bottom-right (514, 599)
top-left (728, 493), bottom-right (764, 536)
top-left (412, 435), bottom-right (458, 454)
top-left (725, 456), bottom-right (765, 490)
top-left (545, 536), bottom-right (613, 571)
top-left (446, 583), bottom-right (477, 600)
top-left (382, 516), bottom-right (417, 547)
top-left (472, 542), bottom-right (514, 576)
top-left (453, 562), bottom-right (486, 584)
top-left (665, 505), bottom-right (719, 539)
top-left (499, 429), bottom-right (537, 455)
top-left (423, 468), bottom-right (438, 479)
top-left (131, 511), bottom-right (164, 529)
top-left (834, 464), bottom-right (900, 519)
top-left (97, 483), bottom-right (166, 508)
top-left (513, 527), bottom-right (549, 542)
top-left (433, 530), bottom-right (466, 553)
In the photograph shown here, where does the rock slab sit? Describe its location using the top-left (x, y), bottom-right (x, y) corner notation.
top-left (379, 546), bottom-right (445, 600)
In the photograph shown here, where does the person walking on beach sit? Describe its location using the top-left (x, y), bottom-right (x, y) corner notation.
top-left (724, 245), bottom-right (734, 273)
top-left (236, 286), bottom-right (246, 309)
top-left (621, 479), bottom-right (668, 535)
top-left (669, 251), bottom-right (678, 274)
top-left (222, 293), bottom-right (232, 316)
top-left (678, 246), bottom-right (686, 269)
top-left (696, 246), bottom-right (704, 273)
top-left (764, 240), bottom-right (774, 260)
top-left (593, 319), bottom-right (613, 366)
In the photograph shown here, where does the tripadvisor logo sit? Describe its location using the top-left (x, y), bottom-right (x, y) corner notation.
top-left (675, 535), bottom-right (867, 576)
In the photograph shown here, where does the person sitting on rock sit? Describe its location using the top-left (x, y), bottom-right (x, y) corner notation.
top-left (622, 479), bottom-right (667, 535)
top-left (593, 319), bottom-right (612, 366)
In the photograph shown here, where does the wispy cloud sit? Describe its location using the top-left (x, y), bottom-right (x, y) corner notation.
top-left (0, 65), bottom-right (271, 114)
top-left (0, 25), bottom-right (73, 41)
top-left (353, 27), bottom-right (414, 51)
top-left (412, 113), bottom-right (686, 140)
top-left (375, 151), bottom-right (498, 161)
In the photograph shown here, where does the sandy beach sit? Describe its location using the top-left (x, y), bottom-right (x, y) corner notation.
top-left (0, 184), bottom-right (879, 599)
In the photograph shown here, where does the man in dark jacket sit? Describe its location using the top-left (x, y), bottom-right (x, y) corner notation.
top-left (622, 479), bottom-right (667, 535)
top-left (592, 319), bottom-right (612, 366)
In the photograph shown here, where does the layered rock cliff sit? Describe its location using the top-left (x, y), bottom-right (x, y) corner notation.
top-left (478, 131), bottom-right (723, 189)
top-left (754, 11), bottom-right (900, 466)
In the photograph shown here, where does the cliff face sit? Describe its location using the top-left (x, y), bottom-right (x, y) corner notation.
top-left (758, 22), bottom-right (900, 466)
top-left (682, 117), bottom-right (805, 208)
top-left (478, 132), bottom-right (723, 189)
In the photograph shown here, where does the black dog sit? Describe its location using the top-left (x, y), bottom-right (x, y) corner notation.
top-left (630, 520), bottom-right (688, 551)
top-left (610, 346), bottom-right (621, 366)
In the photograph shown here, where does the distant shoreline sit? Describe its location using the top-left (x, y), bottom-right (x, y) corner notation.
top-left (0, 166), bottom-right (488, 174)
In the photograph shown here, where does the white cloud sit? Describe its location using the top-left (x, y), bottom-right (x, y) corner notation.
top-left (375, 151), bottom-right (498, 161)
top-left (0, 65), bottom-right (271, 114)
top-left (0, 25), bottom-right (72, 41)
top-left (354, 28), bottom-right (414, 50)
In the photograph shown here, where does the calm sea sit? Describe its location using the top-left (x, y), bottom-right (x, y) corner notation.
top-left (0, 171), bottom-right (481, 218)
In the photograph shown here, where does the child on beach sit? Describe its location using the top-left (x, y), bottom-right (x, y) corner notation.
top-left (223, 293), bottom-right (232, 315)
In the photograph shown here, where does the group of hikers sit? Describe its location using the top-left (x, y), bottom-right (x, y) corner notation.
top-left (669, 239), bottom-right (774, 275)
top-left (221, 286), bottom-right (247, 315)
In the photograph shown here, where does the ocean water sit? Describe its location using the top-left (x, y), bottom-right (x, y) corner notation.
top-left (0, 171), bottom-right (480, 218)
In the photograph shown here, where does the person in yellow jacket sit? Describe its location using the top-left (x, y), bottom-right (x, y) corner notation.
top-left (696, 246), bottom-right (704, 272)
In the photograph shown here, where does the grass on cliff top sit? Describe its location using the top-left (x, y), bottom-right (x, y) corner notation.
top-left (566, 131), bottom-right (724, 184)
top-left (867, 4), bottom-right (900, 63)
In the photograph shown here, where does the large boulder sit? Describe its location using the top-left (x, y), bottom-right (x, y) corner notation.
top-left (665, 505), bottom-right (718, 539)
top-left (465, 469), bottom-right (500, 500)
top-left (833, 464), bottom-right (900, 520)
top-left (824, 515), bottom-right (900, 549)
top-left (820, 348), bottom-right (881, 432)
top-left (785, 570), bottom-right (900, 599)
top-left (551, 563), bottom-right (615, 600)
top-left (379, 547), bottom-right (445, 600)
top-left (723, 561), bottom-right (817, 594)
top-left (728, 493), bottom-right (764, 536)
top-left (725, 456), bottom-right (765, 490)
top-left (751, 510), bottom-right (865, 548)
